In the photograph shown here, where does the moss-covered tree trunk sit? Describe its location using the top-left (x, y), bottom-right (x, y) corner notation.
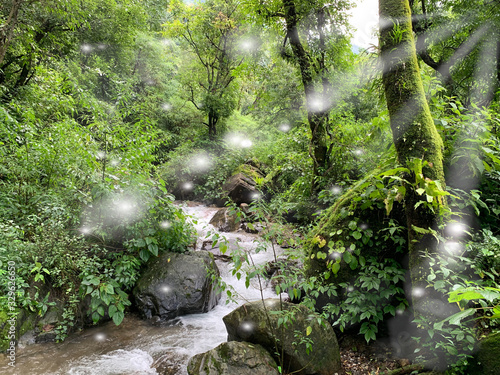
top-left (379, 0), bottom-right (447, 319)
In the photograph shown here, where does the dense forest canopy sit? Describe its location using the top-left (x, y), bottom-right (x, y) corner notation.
top-left (0, 0), bottom-right (499, 373)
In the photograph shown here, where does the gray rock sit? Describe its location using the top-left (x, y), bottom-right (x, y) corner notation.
top-left (187, 341), bottom-right (280, 375)
top-left (209, 208), bottom-right (240, 232)
top-left (222, 173), bottom-right (259, 205)
top-left (133, 251), bottom-right (221, 320)
top-left (223, 298), bottom-right (342, 375)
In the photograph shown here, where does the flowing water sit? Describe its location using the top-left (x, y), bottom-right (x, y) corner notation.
top-left (0, 204), bottom-right (283, 375)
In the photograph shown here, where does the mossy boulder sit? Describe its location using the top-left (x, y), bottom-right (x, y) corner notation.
top-left (187, 341), bottom-right (280, 375)
top-left (133, 251), bottom-right (221, 321)
top-left (215, 163), bottom-right (264, 206)
top-left (0, 308), bottom-right (37, 352)
top-left (223, 298), bottom-right (341, 375)
top-left (468, 332), bottom-right (500, 374)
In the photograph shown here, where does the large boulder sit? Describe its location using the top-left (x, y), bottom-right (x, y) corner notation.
top-left (216, 164), bottom-right (264, 206)
top-left (187, 341), bottom-right (280, 375)
top-left (133, 251), bottom-right (220, 320)
top-left (223, 299), bottom-right (341, 375)
top-left (468, 332), bottom-right (500, 374)
top-left (221, 173), bottom-right (258, 205)
top-left (0, 308), bottom-right (37, 352)
top-left (209, 208), bottom-right (240, 232)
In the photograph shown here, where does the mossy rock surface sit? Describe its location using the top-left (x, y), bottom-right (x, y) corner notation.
top-left (0, 308), bottom-right (37, 352)
top-left (187, 341), bottom-right (279, 375)
top-left (467, 332), bottom-right (500, 374)
top-left (223, 298), bottom-right (341, 375)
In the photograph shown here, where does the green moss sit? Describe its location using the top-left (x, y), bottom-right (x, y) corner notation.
top-left (0, 309), bottom-right (10, 351)
top-left (380, 0), bottom-right (445, 184)
top-left (304, 167), bottom-right (389, 277)
top-left (232, 164), bottom-right (262, 180)
top-left (468, 332), bottom-right (500, 374)
top-left (0, 309), bottom-right (37, 352)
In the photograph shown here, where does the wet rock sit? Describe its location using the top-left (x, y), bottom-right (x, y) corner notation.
top-left (209, 208), bottom-right (240, 232)
top-left (133, 251), bottom-right (220, 321)
top-left (241, 222), bottom-right (264, 234)
top-left (223, 173), bottom-right (258, 205)
top-left (187, 341), bottom-right (280, 375)
top-left (239, 203), bottom-right (250, 214)
top-left (223, 298), bottom-right (342, 375)
top-left (216, 164), bottom-right (264, 206)
top-left (34, 301), bottom-right (65, 343)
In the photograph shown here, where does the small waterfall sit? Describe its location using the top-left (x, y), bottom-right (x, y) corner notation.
top-left (0, 204), bottom-right (283, 375)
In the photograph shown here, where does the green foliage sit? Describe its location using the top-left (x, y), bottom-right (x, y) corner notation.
top-left (0, 2), bottom-right (197, 341)
top-left (163, 0), bottom-right (248, 137)
top-left (411, 0), bottom-right (500, 103)
top-left (412, 230), bottom-right (500, 372)
top-left (301, 257), bottom-right (408, 343)
top-left (429, 95), bottom-right (500, 231)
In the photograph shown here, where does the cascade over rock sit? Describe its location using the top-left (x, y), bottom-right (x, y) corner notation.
top-left (223, 298), bottom-right (342, 375)
top-left (187, 341), bottom-right (280, 375)
top-left (133, 251), bottom-right (220, 320)
top-left (209, 207), bottom-right (240, 232)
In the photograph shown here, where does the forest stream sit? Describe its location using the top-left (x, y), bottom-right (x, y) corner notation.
top-left (0, 204), bottom-right (283, 375)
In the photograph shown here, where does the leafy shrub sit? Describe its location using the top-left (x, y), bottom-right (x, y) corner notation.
top-left (412, 230), bottom-right (500, 372)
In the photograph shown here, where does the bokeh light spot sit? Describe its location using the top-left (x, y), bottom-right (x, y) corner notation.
top-left (94, 333), bottom-right (106, 342)
top-left (412, 287), bottom-right (426, 298)
top-left (241, 139), bottom-right (253, 148)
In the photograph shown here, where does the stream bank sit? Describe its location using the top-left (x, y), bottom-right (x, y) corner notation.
top-left (0, 203), bottom-right (282, 375)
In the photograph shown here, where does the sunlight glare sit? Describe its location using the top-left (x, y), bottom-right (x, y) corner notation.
top-left (331, 186), bottom-right (342, 195)
top-left (80, 226), bottom-right (91, 235)
top-left (94, 333), bottom-right (107, 342)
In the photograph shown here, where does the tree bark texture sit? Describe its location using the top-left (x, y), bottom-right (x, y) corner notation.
top-left (282, 0), bottom-right (330, 188)
top-left (379, 0), bottom-right (447, 320)
top-left (0, 0), bottom-right (24, 66)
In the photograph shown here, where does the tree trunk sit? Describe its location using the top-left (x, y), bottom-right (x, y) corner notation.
top-left (0, 0), bottom-right (24, 66)
top-left (283, 0), bottom-right (330, 190)
top-left (208, 113), bottom-right (218, 139)
top-left (379, 0), bottom-right (447, 320)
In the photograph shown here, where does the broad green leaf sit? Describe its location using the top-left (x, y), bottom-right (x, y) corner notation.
top-left (332, 262), bottom-right (341, 274)
top-left (112, 311), bottom-right (125, 325)
top-left (448, 309), bottom-right (475, 325)
top-left (109, 304), bottom-right (117, 317)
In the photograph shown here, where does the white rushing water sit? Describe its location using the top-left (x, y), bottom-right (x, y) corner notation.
top-left (0, 203), bottom-right (283, 375)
